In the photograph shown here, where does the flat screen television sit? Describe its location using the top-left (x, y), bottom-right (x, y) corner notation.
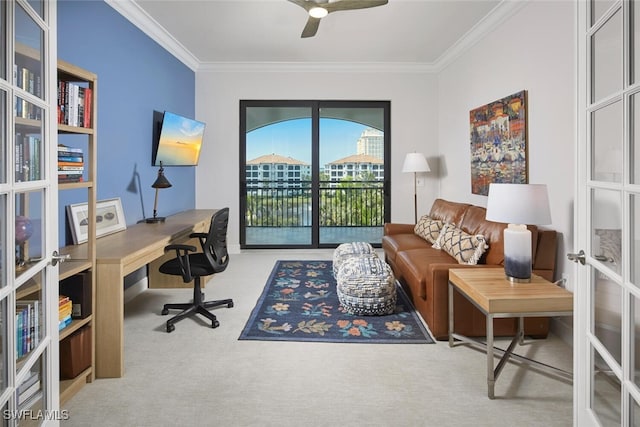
top-left (153, 111), bottom-right (206, 166)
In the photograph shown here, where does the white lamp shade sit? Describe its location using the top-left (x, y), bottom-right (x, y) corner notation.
top-left (402, 153), bottom-right (430, 173)
top-left (485, 183), bottom-right (551, 225)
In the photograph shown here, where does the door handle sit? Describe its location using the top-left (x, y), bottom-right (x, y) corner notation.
top-left (50, 250), bottom-right (71, 267)
top-left (567, 250), bottom-right (586, 265)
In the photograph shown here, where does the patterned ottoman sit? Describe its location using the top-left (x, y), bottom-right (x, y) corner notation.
top-left (335, 254), bottom-right (396, 316)
top-left (332, 241), bottom-right (375, 277)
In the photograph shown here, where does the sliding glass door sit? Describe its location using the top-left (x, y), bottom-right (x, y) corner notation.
top-left (240, 101), bottom-right (390, 249)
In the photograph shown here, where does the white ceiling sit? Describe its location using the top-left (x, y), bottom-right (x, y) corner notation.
top-left (108, 0), bottom-right (524, 71)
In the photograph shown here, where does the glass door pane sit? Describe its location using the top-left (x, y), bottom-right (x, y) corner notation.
top-left (591, 101), bottom-right (622, 183)
top-left (591, 8), bottom-right (622, 103)
top-left (319, 106), bottom-right (386, 245)
top-left (15, 2), bottom-right (44, 102)
top-left (243, 106), bottom-right (312, 246)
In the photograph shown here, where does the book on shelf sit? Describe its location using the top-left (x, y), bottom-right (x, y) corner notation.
top-left (59, 295), bottom-right (72, 322)
top-left (57, 145), bottom-right (84, 183)
top-left (16, 300), bottom-right (40, 359)
top-left (18, 371), bottom-right (41, 406)
top-left (59, 315), bottom-right (72, 331)
top-left (18, 370), bottom-right (39, 394)
top-left (57, 81), bottom-right (91, 128)
top-left (14, 133), bottom-right (42, 182)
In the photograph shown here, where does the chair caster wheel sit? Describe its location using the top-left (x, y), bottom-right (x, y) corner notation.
top-left (167, 323), bottom-right (175, 333)
top-left (212, 320), bottom-right (220, 328)
top-left (161, 308), bottom-right (169, 315)
top-left (228, 301), bottom-right (234, 308)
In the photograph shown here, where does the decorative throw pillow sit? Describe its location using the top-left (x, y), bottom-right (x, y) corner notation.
top-left (432, 222), bottom-right (452, 250)
top-left (436, 224), bottom-right (489, 265)
top-left (414, 215), bottom-right (444, 244)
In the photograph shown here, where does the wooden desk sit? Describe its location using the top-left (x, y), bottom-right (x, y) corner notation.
top-left (447, 268), bottom-right (573, 399)
top-left (94, 209), bottom-right (216, 378)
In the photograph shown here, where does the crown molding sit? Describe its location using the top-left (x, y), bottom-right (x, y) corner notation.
top-left (107, 0), bottom-right (528, 75)
top-left (197, 61), bottom-right (437, 73)
top-left (432, 0), bottom-right (529, 72)
top-left (105, 0), bottom-right (200, 71)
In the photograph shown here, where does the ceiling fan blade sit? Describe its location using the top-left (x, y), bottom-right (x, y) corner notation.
top-left (325, 0), bottom-right (388, 13)
top-left (301, 16), bottom-right (321, 38)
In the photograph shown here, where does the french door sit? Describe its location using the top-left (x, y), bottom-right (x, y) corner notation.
top-left (1, 0), bottom-right (60, 419)
top-left (239, 100), bottom-right (390, 249)
top-left (575, 1), bottom-right (640, 425)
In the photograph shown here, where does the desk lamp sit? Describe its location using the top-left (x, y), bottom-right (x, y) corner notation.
top-left (402, 152), bottom-right (430, 223)
top-left (485, 183), bottom-right (551, 283)
top-left (145, 161), bottom-right (172, 223)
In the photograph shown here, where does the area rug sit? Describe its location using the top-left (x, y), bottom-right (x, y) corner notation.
top-left (239, 260), bottom-right (434, 344)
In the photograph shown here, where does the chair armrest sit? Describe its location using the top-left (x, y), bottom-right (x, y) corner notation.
top-left (163, 244), bottom-right (197, 283)
top-left (189, 232), bottom-right (207, 239)
top-left (164, 244), bottom-right (197, 253)
top-left (384, 223), bottom-right (415, 235)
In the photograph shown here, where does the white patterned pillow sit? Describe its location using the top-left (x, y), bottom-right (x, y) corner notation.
top-left (432, 222), bottom-right (452, 250)
top-left (435, 224), bottom-right (489, 265)
top-left (414, 215), bottom-right (444, 244)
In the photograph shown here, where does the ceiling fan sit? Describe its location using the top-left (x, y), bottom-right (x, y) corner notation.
top-left (288, 0), bottom-right (389, 38)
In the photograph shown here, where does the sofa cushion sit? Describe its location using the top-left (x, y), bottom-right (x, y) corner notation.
top-left (396, 248), bottom-right (457, 299)
top-left (435, 224), bottom-right (488, 265)
top-left (428, 199), bottom-right (471, 226)
top-left (381, 233), bottom-right (428, 264)
top-left (414, 215), bottom-right (445, 244)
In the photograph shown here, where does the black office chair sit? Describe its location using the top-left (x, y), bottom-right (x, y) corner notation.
top-left (159, 208), bottom-right (234, 332)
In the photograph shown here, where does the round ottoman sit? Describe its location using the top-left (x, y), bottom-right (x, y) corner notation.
top-left (336, 254), bottom-right (396, 316)
top-left (332, 241), bottom-right (376, 277)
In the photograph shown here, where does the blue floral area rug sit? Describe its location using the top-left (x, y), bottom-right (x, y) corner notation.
top-left (239, 260), bottom-right (434, 344)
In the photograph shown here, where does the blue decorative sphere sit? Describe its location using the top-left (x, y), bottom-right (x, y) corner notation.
top-left (15, 216), bottom-right (33, 244)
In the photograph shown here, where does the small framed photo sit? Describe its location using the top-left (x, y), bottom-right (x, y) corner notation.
top-left (67, 197), bottom-right (127, 244)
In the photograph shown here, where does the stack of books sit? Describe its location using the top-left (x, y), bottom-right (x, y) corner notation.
top-left (17, 370), bottom-right (41, 407)
top-left (59, 295), bottom-right (72, 331)
top-left (58, 144), bottom-right (84, 183)
top-left (16, 300), bottom-right (39, 359)
top-left (57, 81), bottom-right (92, 128)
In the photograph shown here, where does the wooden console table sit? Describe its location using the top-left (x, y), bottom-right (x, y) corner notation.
top-left (94, 209), bottom-right (216, 378)
top-left (447, 268), bottom-right (573, 399)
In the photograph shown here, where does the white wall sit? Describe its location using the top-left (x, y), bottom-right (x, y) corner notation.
top-left (437, 1), bottom-right (576, 291)
top-left (195, 70), bottom-right (438, 252)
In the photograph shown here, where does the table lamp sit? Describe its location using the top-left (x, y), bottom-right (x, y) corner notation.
top-left (145, 161), bottom-right (172, 223)
top-left (402, 152), bottom-right (430, 223)
top-left (485, 183), bottom-right (551, 283)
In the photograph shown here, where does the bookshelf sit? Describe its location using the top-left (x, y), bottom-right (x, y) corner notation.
top-left (13, 50), bottom-right (98, 405)
top-left (56, 59), bottom-right (97, 404)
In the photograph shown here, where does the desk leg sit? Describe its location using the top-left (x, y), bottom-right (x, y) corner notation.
top-left (518, 316), bottom-right (525, 345)
top-left (95, 263), bottom-right (125, 378)
top-left (487, 313), bottom-right (495, 399)
top-left (448, 281), bottom-right (454, 347)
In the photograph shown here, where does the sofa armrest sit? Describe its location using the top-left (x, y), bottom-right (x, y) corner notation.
top-left (384, 223), bottom-right (415, 235)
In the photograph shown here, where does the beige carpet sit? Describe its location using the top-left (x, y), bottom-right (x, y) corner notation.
top-left (62, 249), bottom-right (573, 426)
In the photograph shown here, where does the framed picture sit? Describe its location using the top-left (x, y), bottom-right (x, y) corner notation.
top-left (67, 197), bottom-right (127, 244)
top-left (469, 90), bottom-right (528, 196)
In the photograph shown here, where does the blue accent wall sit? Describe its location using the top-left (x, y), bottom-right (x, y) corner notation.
top-left (57, 1), bottom-right (196, 246)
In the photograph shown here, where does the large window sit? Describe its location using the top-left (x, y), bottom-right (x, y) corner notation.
top-left (240, 101), bottom-right (390, 248)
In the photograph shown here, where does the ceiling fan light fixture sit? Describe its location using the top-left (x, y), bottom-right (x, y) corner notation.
top-left (309, 6), bottom-right (328, 18)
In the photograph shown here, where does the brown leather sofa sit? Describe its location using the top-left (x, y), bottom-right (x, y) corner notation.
top-left (382, 198), bottom-right (558, 340)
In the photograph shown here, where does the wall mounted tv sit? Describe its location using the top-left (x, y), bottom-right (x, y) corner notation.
top-left (152, 111), bottom-right (206, 166)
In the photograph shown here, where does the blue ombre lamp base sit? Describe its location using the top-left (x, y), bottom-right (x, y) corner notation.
top-left (503, 224), bottom-right (532, 283)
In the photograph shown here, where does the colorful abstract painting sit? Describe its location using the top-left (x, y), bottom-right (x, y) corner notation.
top-left (469, 90), bottom-right (528, 195)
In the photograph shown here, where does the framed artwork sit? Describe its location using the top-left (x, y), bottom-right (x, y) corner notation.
top-left (469, 90), bottom-right (528, 196)
top-left (67, 197), bottom-right (127, 244)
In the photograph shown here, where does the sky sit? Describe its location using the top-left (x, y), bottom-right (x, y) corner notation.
top-left (246, 118), bottom-right (370, 167)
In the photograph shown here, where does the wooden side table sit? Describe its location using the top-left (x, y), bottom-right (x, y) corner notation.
top-left (448, 268), bottom-right (573, 399)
